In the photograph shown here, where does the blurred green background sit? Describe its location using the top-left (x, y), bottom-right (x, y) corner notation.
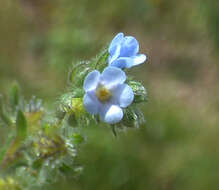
top-left (1, 0), bottom-right (219, 189)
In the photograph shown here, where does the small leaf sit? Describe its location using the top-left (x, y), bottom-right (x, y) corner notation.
top-left (71, 133), bottom-right (84, 145)
top-left (0, 110), bottom-right (27, 169)
top-left (94, 48), bottom-right (109, 71)
top-left (9, 82), bottom-right (20, 110)
top-left (0, 94), bottom-right (12, 126)
top-left (68, 61), bottom-right (92, 86)
top-left (59, 93), bottom-right (73, 112)
top-left (121, 106), bottom-right (145, 128)
top-left (16, 110), bottom-right (27, 141)
top-left (122, 107), bottom-right (138, 128)
top-left (67, 114), bottom-right (77, 127)
top-left (0, 134), bottom-right (14, 163)
top-left (128, 81), bottom-right (147, 103)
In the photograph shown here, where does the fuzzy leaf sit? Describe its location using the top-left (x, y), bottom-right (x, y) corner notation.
top-left (128, 81), bottom-right (147, 103)
top-left (69, 61), bottom-right (92, 86)
top-left (93, 48), bottom-right (109, 71)
top-left (120, 106), bottom-right (145, 128)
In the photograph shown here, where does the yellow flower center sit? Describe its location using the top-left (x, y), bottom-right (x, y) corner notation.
top-left (96, 85), bottom-right (112, 102)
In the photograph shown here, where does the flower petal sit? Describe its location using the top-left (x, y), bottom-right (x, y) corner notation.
top-left (120, 36), bottom-right (139, 57)
top-left (131, 54), bottom-right (147, 67)
top-left (113, 84), bottom-right (134, 108)
top-left (110, 57), bottom-right (131, 69)
top-left (100, 105), bottom-right (123, 124)
top-left (101, 67), bottom-right (126, 87)
top-left (108, 45), bottom-right (121, 64)
top-left (83, 70), bottom-right (100, 92)
top-left (83, 92), bottom-right (99, 114)
top-left (110, 54), bottom-right (146, 69)
top-left (109, 33), bottom-right (124, 55)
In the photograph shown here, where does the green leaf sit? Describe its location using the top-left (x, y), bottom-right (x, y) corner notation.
top-left (16, 110), bottom-right (27, 141)
top-left (121, 106), bottom-right (145, 128)
top-left (71, 133), bottom-right (84, 145)
top-left (0, 94), bottom-right (12, 126)
top-left (68, 48), bottom-right (109, 88)
top-left (0, 110), bottom-right (27, 169)
top-left (67, 114), bottom-right (77, 127)
top-left (9, 82), bottom-right (20, 110)
top-left (0, 111), bottom-right (27, 169)
top-left (128, 80), bottom-right (147, 103)
top-left (0, 134), bottom-right (15, 163)
top-left (68, 61), bottom-right (92, 86)
top-left (94, 48), bottom-right (109, 71)
top-left (59, 93), bottom-right (73, 112)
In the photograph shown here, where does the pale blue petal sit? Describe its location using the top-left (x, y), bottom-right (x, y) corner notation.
top-left (83, 70), bottom-right (100, 92)
top-left (101, 67), bottom-right (126, 87)
top-left (113, 84), bottom-right (134, 108)
top-left (110, 54), bottom-right (146, 69)
top-left (83, 92), bottom-right (99, 114)
top-left (100, 105), bottom-right (123, 124)
top-left (110, 57), bottom-right (131, 69)
top-left (108, 44), bottom-right (121, 64)
top-left (131, 54), bottom-right (147, 67)
top-left (120, 36), bottom-right (139, 57)
top-left (109, 33), bottom-right (124, 55)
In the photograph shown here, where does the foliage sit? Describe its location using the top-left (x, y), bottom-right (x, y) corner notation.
top-left (0, 46), bottom-right (147, 189)
top-left (0, 83), bottom-right (82, 189)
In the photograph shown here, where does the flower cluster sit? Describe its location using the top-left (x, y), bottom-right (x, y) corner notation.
top-left (83, 33), bottom-right (147, 124)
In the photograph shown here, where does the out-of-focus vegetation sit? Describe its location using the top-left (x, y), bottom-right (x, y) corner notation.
top-left (1, 0), bottom-right (219, 189)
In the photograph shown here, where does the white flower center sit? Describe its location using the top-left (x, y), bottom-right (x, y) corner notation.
top-left (95, 85), bottom-right (112, 102)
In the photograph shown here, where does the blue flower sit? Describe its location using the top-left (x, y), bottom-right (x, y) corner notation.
top-left (83, 67), bottom-right (134, 124)
top-left (108, 33), bottom-right (147, 69)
